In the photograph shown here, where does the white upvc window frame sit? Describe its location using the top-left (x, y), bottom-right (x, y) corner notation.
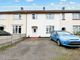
top-left (46, 14), bottom-right (54, 20)
top-left (32, 14), bottom-right (37, 20)
top-left (46, 25), bottom-right (54, 34)
top-left (73, 13), bottom-right (80, 20)
top-left (13, 14), bottom-right (22, 20)
top-left (0, 14), bottom-right (6, 20)
top-left (13, 25), bottom-right (21, 34)
top-left (73, 25), bottom-right (80, 34)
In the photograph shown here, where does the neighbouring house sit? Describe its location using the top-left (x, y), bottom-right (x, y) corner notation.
top-left (0, 7), bottom-right (80, 37)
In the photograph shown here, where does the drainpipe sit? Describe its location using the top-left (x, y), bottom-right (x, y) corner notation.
top-left (60, 7), bottom-right (65, 30)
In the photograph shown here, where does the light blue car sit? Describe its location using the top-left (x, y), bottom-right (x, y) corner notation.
top-left (50, 31), bottom-right (80, 47)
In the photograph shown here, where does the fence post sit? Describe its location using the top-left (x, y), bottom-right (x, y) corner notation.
top-left (11, 34), bottom-right (13, 44)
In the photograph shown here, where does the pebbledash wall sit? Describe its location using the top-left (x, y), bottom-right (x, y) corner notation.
top-left (0, 10), bottom-right (80, 37)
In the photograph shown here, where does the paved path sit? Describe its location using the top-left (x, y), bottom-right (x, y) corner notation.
top-left (0, 38), bottom-right (80, 60)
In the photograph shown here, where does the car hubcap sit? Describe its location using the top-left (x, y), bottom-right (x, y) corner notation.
top-left (50, 37), bottom-right (52, 40)
top-left (57, 40), bottom-right (60, 46)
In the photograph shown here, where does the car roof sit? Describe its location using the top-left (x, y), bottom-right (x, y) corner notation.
top-left (52, 30), bottom-right (70, 33)
top-left (52, 30), bottom-right (72, 34)
top-left (53, 30), bottom-right (65, 32)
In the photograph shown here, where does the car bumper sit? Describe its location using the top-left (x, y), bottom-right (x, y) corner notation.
top-left (62, 44), bottom-right (80, 47)
top-left (61, 41), bottom-right (80, 47)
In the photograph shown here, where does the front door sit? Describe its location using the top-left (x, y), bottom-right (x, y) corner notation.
top-left (32, 26), bottom-right (38, 37)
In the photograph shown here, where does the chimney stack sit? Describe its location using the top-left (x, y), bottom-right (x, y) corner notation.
top-left (43, 7), bottom-right (45, 10)
top-left (21, 7), bottom-right (23, 11)
top-left (62, 7), bottom-right (65, 10)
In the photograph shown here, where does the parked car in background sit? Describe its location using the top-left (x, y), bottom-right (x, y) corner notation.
top-left (0, 30), bottom-right (11, 36)
top-left (50, 31), bottom-right (80, 47)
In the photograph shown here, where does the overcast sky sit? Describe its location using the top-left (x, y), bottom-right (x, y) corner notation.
top-left (0, 0), bottom-right (80, 11)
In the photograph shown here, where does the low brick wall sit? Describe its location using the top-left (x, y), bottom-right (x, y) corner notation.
top-left (0, 34), bottom-right (26, 47)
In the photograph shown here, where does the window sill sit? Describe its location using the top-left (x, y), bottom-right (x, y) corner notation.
top-left (72, 19), bottom-right (80, 20)
top-left (46, 19), bottom-right (54, 20)
top-left (0, 19), bottom-right (5, 20)
top-left (13, 19), bottom-right (22, 20)
top-left (62, 19), bottom-right (65, 20)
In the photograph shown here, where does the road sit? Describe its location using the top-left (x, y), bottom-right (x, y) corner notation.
top-left (0, 38), bottom-right (80, 60)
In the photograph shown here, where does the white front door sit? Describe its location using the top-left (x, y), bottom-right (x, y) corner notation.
top-left (31, 26), bottom-right (38, 37)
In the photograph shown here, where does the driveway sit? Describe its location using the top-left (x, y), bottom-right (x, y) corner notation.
top-left (0, 38), bottom-right (80, 60)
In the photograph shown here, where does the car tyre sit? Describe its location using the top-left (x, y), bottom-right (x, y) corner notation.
top-left (57, 40), bottom-right (61, 46)
top-left (50, 37), bottom-right (52, 40)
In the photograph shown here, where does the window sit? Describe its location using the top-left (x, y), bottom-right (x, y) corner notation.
top-left (32, 14), bottom-right (37, 19)
top-left (46, 14), bottom-right (54, 19)
top-left (19, 26), bottom-right (21, 33)
top-left (73, 25), bottom-right (80, 34)
top-left (0, 14), bottom-right (6, 20)
top-left (13, 25), bottom-right (21, 34)
top-left (46, 26), bottom-right (54, 34)
top-left (13, 14), bottom-right (22, 20)
top-left (73, 13), bottom-right (80, 20)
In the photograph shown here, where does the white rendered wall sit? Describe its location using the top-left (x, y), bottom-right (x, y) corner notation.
top-left (0, 14), bottom-right (26, 34)
top-left (0, 13), bottom-right (80, 37)
top-left (27, 14), bottom-right (61, 37)
top-left (60, 13), bottom-right (80, 33)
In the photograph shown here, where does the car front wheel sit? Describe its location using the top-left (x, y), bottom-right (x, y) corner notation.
top-left (50, 37), bottom-right (52, 40)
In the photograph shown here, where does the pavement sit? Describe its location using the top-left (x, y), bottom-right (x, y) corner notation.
top-left (0, 38), bottom-right (80, 60)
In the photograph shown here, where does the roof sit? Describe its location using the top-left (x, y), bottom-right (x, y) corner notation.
top-left (0, 10), bottom-right (80, 14)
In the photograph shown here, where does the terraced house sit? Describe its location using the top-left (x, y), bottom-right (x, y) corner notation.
top-left (0, 7), bottom-right (80, 37)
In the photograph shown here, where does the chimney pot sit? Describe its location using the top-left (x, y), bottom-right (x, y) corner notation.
top-left (62, 7), bottom-right (65, 10)
top-left (43, 7), bottom-right (45, 10)
top-left (21, 7), bottom-right (23, 11)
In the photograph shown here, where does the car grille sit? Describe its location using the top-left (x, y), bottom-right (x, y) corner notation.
top-left (69, 42), bottom-right (80, 45)
top-left (70, 39), bottom-right (79, 40)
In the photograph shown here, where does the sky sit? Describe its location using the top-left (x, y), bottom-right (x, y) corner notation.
top-left (0, 0), bottom-right (80, 11)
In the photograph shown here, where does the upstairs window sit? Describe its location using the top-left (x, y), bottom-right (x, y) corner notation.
top-left (46, 14), bottom-right (54, 20)
top-left (73, 13), bottom-right (80, 20)
top-left (0, 14), bottom-right (6, 20)
top-left (13, 14), bottom-right (22, 20)
top-left (32, 14), bottom-right (37, 19)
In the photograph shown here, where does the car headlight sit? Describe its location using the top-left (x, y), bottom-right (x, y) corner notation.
top-left (60, 37), bottom-right (69, 40)
top-left (63, 38), bottom-right (69, 40)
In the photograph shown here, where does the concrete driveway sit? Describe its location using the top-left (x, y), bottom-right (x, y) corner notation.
top-left (0, 38), bottom-right (80, 60)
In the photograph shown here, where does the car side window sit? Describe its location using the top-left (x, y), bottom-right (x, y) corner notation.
top-left (52, 32), bottom-right (56, 36)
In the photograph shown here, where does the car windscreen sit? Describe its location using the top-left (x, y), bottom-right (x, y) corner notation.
top-left (57, 31), bottom-right (72, 36)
